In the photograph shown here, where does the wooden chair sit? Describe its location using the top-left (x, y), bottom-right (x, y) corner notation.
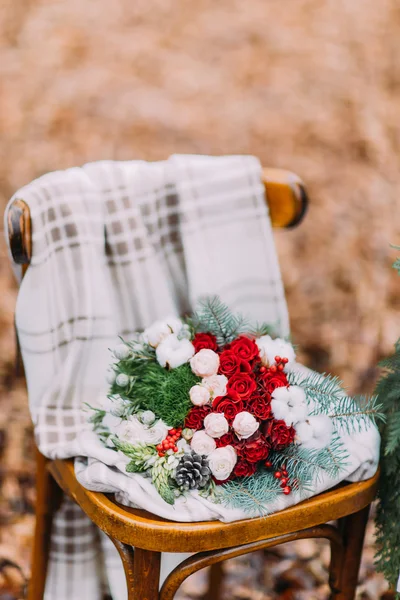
top-left (7, 168), bottom-right (379, 600)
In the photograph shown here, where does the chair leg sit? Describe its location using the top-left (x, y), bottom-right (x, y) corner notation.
top-left (333, 504), bottom-right (370, 600)
top-left (110, 540), bottom-right (161, 600)
top-left (205, 562), bottom-right (224, 600)
top-left (27, 450), bottom-right (62, 600)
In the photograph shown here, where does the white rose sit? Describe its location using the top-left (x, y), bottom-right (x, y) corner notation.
top-left (116, 373), bottom-right (130, 387)
top-left (256, 335), bottom-right (296, 371)
top-left (190, 430), bottom-right (216, 456)
top-left (113, 343), bottom-right (132, 360)
top-left (189, 385), bottom-right (211, 406)
top-left (143, 316), bottom-right (183, 348)
top-left (202, 374), bottom-right (228, 398)
top-left (116, 415), bottom-right (168, 445)
top-left (190, 349), bottom-right (220, 377)
top-left (271, 386), bottom-right (308, 426)
top-left (208, 445), bottom-right (237, 481)
top-left (295, 415), bottom-right (333, 449)
top-left (232, 411), bottom-right (259, 439)
top-left (204, 412), bottom-right (229, 438)
top-left (156, 334), bottom-right (195, 369)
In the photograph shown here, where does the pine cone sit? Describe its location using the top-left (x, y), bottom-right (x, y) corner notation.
top-left (174, 452), bottom-right (211, 491)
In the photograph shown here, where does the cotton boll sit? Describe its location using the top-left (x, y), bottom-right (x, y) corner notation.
top-left (143, 316), bottom-right (183, 347)
top-left (295, 415), bottom-right (333, 449)
top-left (271, 386), bottom-right (308, 426)
top-left (156, 334), bottom-right (195, 369)
top-left (256, 335), bottom-right (296, 370)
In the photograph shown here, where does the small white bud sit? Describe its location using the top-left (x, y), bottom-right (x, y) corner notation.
top-left (140, 410), bottom-right (156, 425)
top-left (113, 344), bottom-right (132, 360)
top-left (182, 428), bottom-right (194, 441)
top-left (106, 369), bottom-right (116, 385)
top-left (116, 373), bottom-right (130, 387)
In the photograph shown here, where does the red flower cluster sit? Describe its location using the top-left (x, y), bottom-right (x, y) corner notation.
top-left (185, 335), bottom-right (295, 480)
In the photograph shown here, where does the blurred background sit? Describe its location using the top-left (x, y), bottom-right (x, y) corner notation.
top-left (0, 0), bottom-right (399, 598)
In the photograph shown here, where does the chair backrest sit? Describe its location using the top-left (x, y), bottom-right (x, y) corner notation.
top-left (7, 167), bottom-right (308, 270)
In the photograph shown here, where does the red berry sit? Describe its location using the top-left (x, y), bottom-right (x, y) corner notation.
top-left (173, 445), bottom-right (178, 452)
top-left (280, 478), bottom-right (288, 486)
top-left (156, 444), bottom-right (162, 451)
top-left (158, 451), bottom-right (164, 457)
top-left (282, 470), bottom-right (288, 477)
top-left (282, 357), bottom-right (289, 364)
top-left (169, 429), bottom-right (176, 435)
top-left (265, 461), bottom-right (272, 468)
top-left (274, 471), bottom-right (282, 479)
top-left (277, 363), bottom-right (284, 371)
top-left (283, 486), bottom-right (291, 495)
top-left (275, 356), bottom-right (281, 363)
top-left (270, 365), bottom-right (277, 373)
top-left (260, 366), bottom-right (266, 373)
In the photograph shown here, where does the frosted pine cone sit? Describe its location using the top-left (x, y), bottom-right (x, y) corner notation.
top-left (174, 452), bottom-right (211, 491)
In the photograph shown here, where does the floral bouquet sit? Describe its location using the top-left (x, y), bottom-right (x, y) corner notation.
top-left (88, 298), bottom-right (383, 514)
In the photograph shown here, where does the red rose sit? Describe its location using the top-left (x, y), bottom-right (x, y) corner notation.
top-left (258, 370), bottom-right (288, 395)
top-left (263, 419), bottom-right (295, 450)
top-left (192, 332), bottom-right (218, 352)
top-left (233, 459), bottom-right (257, 477)
top-left (219, 350), bottom-right (242, 376)
top-left (236, 433), bottom-right (270, 463)
top-left (215, 431), bottom-right (237, 448)
top-left (247, 395), bottom-right (272, 420)
top-left (184, 405), bottom-right (212, 430)
top-left (227, 373), bottom-right (257, 399)
top-left (228, 336), bottom-right (259, 362)
top-left (213, 395), bottom-right (244, 423)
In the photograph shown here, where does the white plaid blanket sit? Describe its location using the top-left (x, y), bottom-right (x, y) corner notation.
top-left (6, 155), bottom-right (380, 599)
top-left (6, 155), bottom-right (295, 599)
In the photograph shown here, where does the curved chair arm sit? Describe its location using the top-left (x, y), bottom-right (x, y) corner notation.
top-left (7, 168), bottom-right (308, 266)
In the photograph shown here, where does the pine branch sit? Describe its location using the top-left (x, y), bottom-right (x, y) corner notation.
top-left (219, 470), bottom-right (283, 516)
top-left (192, 296), bottom-right (249, 345)
top-left (328, 394), bottom-right (385, 434)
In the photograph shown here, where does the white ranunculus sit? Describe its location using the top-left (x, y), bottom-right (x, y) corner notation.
top-left (202, 374), bottom-right (228, 398)
top-left (232, 411), bottom-right (259, 439)
top-left (190, 349), bottom-right (220, 377)
top-left (116, 415), bottom-right (168, 445)
top-left (113, 343), bottom-right (132, 360)
top-left (295, 415), bottom-right (333, 449)
top-left (177, 438), bottom-right (191, 453)
top-left (208, 445), bottom-right (237, 481)
top-left (143, 316), bottom-right (183, 348)
top-left (116, 373), bottom-right (131, 388)
top-left (256, 335), bottom-right (296, 371)
top-left (203, 412), bottom-right (229, 438)
top-left (271, 385), bottom-right (308, 426)
top-left (190, 430), bottom-right (217, 455)
top-left (189, 385), bottom-right (211, 406)
top-left (156, 334), bottom-right (195, 369)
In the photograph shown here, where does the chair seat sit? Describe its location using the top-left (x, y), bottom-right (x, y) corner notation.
top-left (48, 459), bottom-right (379, 553)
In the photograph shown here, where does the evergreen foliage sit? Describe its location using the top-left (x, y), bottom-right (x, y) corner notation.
top-left (219, 469), bottom-right (284, 516)
top-left (111, 359), bottom-right (200, 427)
top-left (191, 296), bottom-right (249, 345)
top-left (287, 371), bottom-right (385, 434)
top-left (374, 253), bottom-right (400, 592)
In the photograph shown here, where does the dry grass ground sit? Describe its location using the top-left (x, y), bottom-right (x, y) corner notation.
top-left (1, 1), bottom-right (399, 598)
